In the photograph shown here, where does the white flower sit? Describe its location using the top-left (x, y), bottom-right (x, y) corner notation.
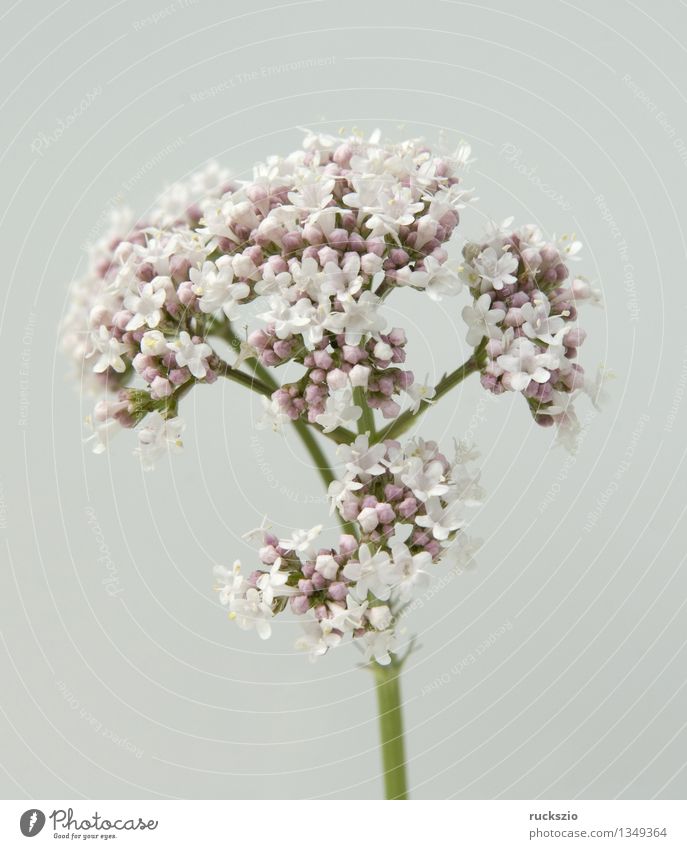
top-left (483, 216), bottom-right (515, 246)
top-left (84, 414), bottom-right (122, 454)
top-left (327, 475), bottom-right (363, 514)
top-left (337, 434), bottom-right (387, 477)
top-left (571, 277), bottom-right (603, 305)
top-left (315, 387), bottom-right (361, 433)
top-left (556, 233), bottom-right (582, 261)
top-left (134, 413), bottom-right (184, 471)
top-left (140, 329), bottom-right (167, 356)
top-left (167, 331), bottom-right (212, 379)
top-left (256, 558), bottom-right (291, 605)
top-left (232, 587), bottom-right (273, 639)
top-left (362, 629), bottom-right (397, 666)
top-left (406, 378), bottom-right (436, 413)
top-left (415, 496), bottom-right (465, 540)
top-left (349, 364), bottom-right (371, 389)
top-left (461, 294), bottom-right (505, 346)
top-left (328, 291), bottom-right (385, 345)
top-left (343, 172), bottom-right (393, 210)
top-left (321, 257), bottom-right (364, 300)
top-left (193, 257), bottom-right (250, 320)
top-left (288, 174), bottom-right (335, 212)
top-left (443, 535), bottom-right (481, 571)
top-left (315, 554), bottom-right (339, 581)
top-left (242, 516), bottom-right (271, 543)
top-left (257, 395), bottom-right (290, 432)
top-left (295, 620), bottom-right (342, 660)
top-left (357, 506), bottom-right (380, 533)
top-left (367, 605), bottom-right (392, 631)
top-left (584, 365), bottom-right (614, 410)
top-left (405, 256), bottom-right (463, 300)
top-left (473, 246), bottom-right (518, 291)
top-left (124, 281), bottom-right (167, 330)
top-left (373, 340), bottom-right (393, 361)
top-left (343, 544), bottom-right (394, 601)
top-left (497, 337), bottom-right (552, 391)
top-left (90, 326), bottom-right (128, 373)
top-left (520, 297), bottom-right (565, 344)
top-left (279, 524), bottom-right (322, 555)
top-left (365, 187), bottom-right (424, 238)
top-left (401, 457), bottom-right (449, 501)
top-left (254, 265), bottom-right (292, 297)
top-left (214, 561), bottom-right (247, 607)
top-left (328, 594), bottom-right (369, 632)
top-left (259, 295), bottom-right (314, 339)
top-left (288, 256), bottom-right (321, 298)
top-left (388, 543), bottom-right (431, 601)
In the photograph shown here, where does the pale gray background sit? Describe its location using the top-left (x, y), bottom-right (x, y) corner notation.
top-left (1, 0), bottom-right (686, 800)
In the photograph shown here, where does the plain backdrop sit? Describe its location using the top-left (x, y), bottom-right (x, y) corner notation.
top-left (1, 0), bottom-right (686, 800)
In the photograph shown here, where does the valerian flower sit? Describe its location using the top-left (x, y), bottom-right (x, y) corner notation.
top-left (63, 130), bottom-right (602, 665)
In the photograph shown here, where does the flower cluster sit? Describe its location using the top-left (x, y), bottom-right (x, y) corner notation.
top-left (215, 436), bottom-right (481, 663)
top-left (64, 131), bottom-right (474, 456)
top-left (63, 130), bottom-right (603, 664)
top-left (459, 220), bottom-right (602, 449)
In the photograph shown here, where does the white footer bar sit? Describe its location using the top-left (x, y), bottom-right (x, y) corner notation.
top-left (1, 799), bottom-right (685, 847)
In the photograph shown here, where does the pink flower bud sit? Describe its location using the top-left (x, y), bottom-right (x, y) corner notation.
top-left (150, 376), bottom-right (172, 399)
top-left (357, 506), bottom-right (379, 533)
top-left (338, 534), bottom-right (358, 555)
top-left (291, 595), bottom-right (310, 615)
top-left (168, 368), bottom-right (190, 385)
top-left (397, 497), bottom-right (418, 518)
top-left (380, 399), bottom-right (401, 419)
top-left (313, 350), bottom-right (333, 370)
top-left (328, 228), bottom-right (349, 249)
top-left (384, 484), bottom-right (404, 502)
top-left (259, 545), bottom-right (279, 565)
top-left (169, 255), bottom-right (191, 282)
top-left (311, 571), bottom-right (326, 590)
top-left (327, 368), bottom-right (349, 391)
top-left (303, 225), bottom-right (324, 245)
top-left (327, 582), bottom-right (348, 601)
top-left (375, 502), bottom-right (395, 524)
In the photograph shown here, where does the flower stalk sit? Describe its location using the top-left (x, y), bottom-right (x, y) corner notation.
top-left (373, 660), bottom-right (408, 800)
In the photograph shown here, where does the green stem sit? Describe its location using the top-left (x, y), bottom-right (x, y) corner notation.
top-left (290, 419), bottom-right (358, 537)
top-left (373, 661), bottom-right (408, 800)
top-left (378, 342), bottom-right (487, 443)
top-left (210, 326), bottom-right (356, 533)
top-left (354, 386), bottom-right (376, 438)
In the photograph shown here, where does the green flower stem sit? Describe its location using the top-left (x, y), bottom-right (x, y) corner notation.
top-left (373, 660), bottom-right (409, 800)
top-left (211, 330), bottom-right (356, 534)
top-left (354, 386), bottom-right (376, 438)
top-left (378, 342), bottom-right (487, 443)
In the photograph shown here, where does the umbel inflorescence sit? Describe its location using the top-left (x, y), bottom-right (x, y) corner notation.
top-left (63, 130), bottom-right (602, 665)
